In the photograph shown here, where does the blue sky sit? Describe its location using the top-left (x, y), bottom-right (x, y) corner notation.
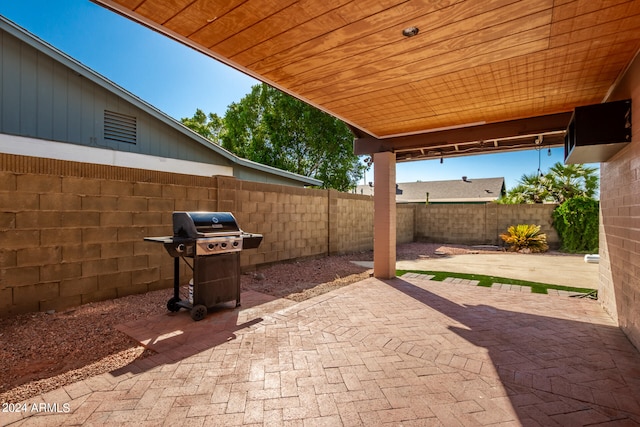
top-left (0, 0), bottom-right (594, 190)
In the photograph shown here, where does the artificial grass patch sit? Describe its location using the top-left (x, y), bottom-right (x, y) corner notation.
top-left (397, 269), bottom-right (595, 295)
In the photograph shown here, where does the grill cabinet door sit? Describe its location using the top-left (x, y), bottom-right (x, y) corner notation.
top-left (193, 253), bottom-right (240, 307)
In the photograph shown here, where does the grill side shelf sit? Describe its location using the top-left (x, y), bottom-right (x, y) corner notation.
top-left (242, 233), bottom-right (263, 249)
top-left (143, 236), bottom-right (174, 243)
top-left (144, 236), bottom-right (195, 257)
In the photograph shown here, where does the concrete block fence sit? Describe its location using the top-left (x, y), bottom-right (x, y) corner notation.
top-left (0, 153), bottom-right (558, 316)
top-left (415, 203), bottom-right (559, 247)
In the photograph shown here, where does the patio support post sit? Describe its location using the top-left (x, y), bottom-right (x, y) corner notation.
top-left (373, 151), bottom-right (396, 279)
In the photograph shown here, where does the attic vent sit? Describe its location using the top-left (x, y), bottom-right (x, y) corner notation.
top-left (104, 110), bottom-right (137, 144)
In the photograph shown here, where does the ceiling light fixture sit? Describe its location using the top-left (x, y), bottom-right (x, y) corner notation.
top-left (402, 26), bottom-right (419, 37)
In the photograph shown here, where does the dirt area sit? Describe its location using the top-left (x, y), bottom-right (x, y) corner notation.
top-left (0, 242), bottom-right (498, 404)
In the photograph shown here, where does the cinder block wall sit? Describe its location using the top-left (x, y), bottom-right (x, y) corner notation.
top-left (0, 154), bottom-right (365, 316)
top-left (396, 204), bottom-right (415, 244)
top-left (218, 176), bottom-right (330, 264)
top-left (494, 204), bottom-right (559, 247)
top-left (326, 197), bottom-right (415, 253)
top-left (415, 204), bottom-right (488, 244)
top-left (414, 203), bottom-right (559, 247)
top-left (1, 153), bottom-right (564, 317)
top-left (329, 191), bottom-right (373, 254)
top-left (0, 156), bottom-right (222, 315)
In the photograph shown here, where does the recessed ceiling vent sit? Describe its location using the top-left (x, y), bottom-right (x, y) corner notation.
top-left (402, 26), bottom-right (419, 37)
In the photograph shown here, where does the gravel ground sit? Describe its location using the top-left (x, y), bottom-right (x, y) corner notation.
top-left (0, 242), bottom-right (499, 404)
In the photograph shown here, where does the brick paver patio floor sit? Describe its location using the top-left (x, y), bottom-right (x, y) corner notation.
top-left (4, 275), bottom-right (640, 426)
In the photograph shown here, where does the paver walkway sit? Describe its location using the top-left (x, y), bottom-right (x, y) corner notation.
top-left (4, 275), bottom-right (640, 426)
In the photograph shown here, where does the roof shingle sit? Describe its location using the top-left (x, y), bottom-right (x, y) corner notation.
top-left (355, 177), bottom-right (505, 203)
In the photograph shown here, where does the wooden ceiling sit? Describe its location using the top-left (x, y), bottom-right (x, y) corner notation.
top-left (93, 0), bottom-right (640, 160)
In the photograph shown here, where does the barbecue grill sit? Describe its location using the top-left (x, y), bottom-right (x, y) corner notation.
top-left (144, 212), bottom-right (262, 321)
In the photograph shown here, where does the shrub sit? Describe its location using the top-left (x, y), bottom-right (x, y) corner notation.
top-left (552, 197), bottom-right (599, 253)
top-left (500, 224), bottom-right (549, 253)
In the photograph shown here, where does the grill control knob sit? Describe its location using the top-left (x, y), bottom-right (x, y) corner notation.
top-left (233, 241), bottom-right (239, 247)
top-left (208, 243), bottom-right (215, 250)
top-left (221, 242), bottom-right (227, 248)
top-left (177, 244), bottom-right (185, 253)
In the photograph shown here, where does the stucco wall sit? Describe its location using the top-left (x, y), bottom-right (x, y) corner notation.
top-left (598, 52), bottom-right (640, 349)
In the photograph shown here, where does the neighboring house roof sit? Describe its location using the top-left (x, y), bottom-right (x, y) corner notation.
top-left (0, 16), bottom-right (321, 187)
top-left (355, 177), bottom-right (506, 203)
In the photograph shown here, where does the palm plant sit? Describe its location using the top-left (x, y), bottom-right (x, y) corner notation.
top-left (500, 224), bottom-right (549, 253)
top-left (501, 162), bottom-right (598, 204)
top-left (502, 173), bottom-right (551, 204)
top-left (545, 163), bottom-right (598, 203)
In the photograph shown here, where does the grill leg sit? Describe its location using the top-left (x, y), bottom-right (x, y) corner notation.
top-left (236, 254), bottom-right (241, 307)
top-left (173, 257), bottom-right (180, 300)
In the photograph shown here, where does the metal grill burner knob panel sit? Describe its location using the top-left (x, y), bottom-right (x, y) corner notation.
top-left (195, 236), bottom-right (243, 256)
top-left (144, 211), bottom-right (263, 321)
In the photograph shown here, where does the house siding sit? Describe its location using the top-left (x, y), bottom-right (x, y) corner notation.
top-left (1, 21), bottom-right (318, 187)
top-left (0, 30), bottom-right (228, 166)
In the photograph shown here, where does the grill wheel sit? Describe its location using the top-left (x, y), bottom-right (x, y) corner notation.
top-left (191, 304), bottom-right (207, 321)
top-left (166, 297), bottom-right (181, 312)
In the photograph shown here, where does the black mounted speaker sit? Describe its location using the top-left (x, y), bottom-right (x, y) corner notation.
top-left (564, 99), bottom-right (632, 164)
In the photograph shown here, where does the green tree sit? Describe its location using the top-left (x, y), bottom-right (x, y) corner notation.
top-left (552, 196), bottom-right (599, 253)
top-left (221, 85), bottom-right (274, 165)
top-left (181, 108), bottom-right (225, 144)
top-left (221, 83), bottom-right (366, 191)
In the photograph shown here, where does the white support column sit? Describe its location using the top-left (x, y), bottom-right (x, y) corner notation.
top-left (373, 151), bottom-right (396, 279)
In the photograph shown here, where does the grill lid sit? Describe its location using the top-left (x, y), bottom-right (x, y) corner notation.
top-left (173, 212), bottom-right (241, 238)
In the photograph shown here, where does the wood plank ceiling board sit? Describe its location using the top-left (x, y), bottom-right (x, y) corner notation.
top-left (163, 1), bottom-right (248, 36)
top-left (283, 1), bottom-right (553, 93)
top-left (92, 0), bottom-right (640, 159)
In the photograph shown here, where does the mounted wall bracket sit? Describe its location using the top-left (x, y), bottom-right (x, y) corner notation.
top-left (564, 99), bottom-right (632, 164)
